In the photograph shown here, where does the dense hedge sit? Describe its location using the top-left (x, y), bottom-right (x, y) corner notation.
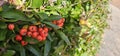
top-left (0, 0), bottom-right (108, 56)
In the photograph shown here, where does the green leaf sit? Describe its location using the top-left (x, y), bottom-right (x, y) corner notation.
top-left (0, 9), bottom-right (30, 21)
top-left (26, 45), bottom-right (40, 56)
top-left (54, 44), bottom-right (64, 53)
top-left (47, 15), bottom-right (62, 21)
top-left (56, 30), bottom-right (71, 45)
top-left (38, 13), bottom-right (61, 21)
top-left (42, 21), bottom-right (59, 29)
top-left (0, 29), bottom-right (7, 41)
top-left (20, 47), bottom-right (26, 56)
top-left (38, 12), bottom-right (49, 20)
top-left (0, 22), bottom-right (7, 29)
top-left (44, 40), bottom-right (51, 56)
top-left (31, 0), bottom-right (43, 8)
top-left (24, 37), bottom-right (39, 44)
top-left (47, 33), bottom-right (53, 41)
top-left (2, 50), bottom-right (15, 56)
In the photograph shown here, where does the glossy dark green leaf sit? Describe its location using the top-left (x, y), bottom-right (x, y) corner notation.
top-left (0, 9), bottom-right (30, 21)
top-left (26, 45), bottom-right (40, 56)
top-left (42, 22), bottom-right (59, 29)
top-left (38, 12), bottom-right (49, 20)
top-left (20, 47), bottom-right (26, 56)
top-left (56, 30), bottom-right (71, 45)
top-left (47, 33), bottom-right (53, 41)
top-left (0, 22), bottom-right (7, 29)
top-left (31, 0), bottom-right (43, 8)
top-left (0, 29), bottom-right (7, 41)
top-left (47, 15), bottom-right (62, 21)
top-left (2, 50), bottom-right (15, 56)
top-left (25, 37), bottom-right (39, 44)
top-left (44, 40), bottom-right (51, 56)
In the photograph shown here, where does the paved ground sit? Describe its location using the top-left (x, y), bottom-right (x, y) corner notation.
top-left (111, 0), bottom-right (120, 9)
top-left (98, 2), bottom-right (120, 56)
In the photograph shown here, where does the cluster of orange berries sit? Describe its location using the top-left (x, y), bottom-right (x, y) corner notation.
top-left (7, 18), bottom-right (65, 46)
top-left (52, 18), bottom-right (65, 28)
top-left (8, 24), bottom-right (49, 46)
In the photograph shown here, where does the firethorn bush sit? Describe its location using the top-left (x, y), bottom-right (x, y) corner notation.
top-left (0, 0), bottom-right (109, 56)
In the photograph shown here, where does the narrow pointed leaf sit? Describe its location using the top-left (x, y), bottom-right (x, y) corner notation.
top-left (26, 45), bottom-right (40, 56)
top-left (20, 47), bottom-right (26, 56)
top-left (0, 9), bottom-right (31, 21)
top-left (44, 40), bottom-right (51, 56)
top-left (47, 33), bottom-right (53, 41)
top-left (42, 22), bottom-right (59, 29)
top-left (56, 30), bottom-right (71, 45)
top-left (46, 15), bottom-right (62, 21)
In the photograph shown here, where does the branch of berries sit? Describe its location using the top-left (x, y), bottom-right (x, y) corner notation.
top-left (52, 18), bottom-right (65, 28)
top-left (8, 24), bottom-right (49, 46)
top-left (7, 18), bottom-right (65, 46)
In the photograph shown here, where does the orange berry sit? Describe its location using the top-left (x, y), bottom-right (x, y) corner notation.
top-left (21, 40), bottom-right (28, 46)
top-left (19, 28), bottom-right (27, 36)
top-left (8, 24), bottom-right (15, 30)
top-left (15, 35), bottom-right (22, 41)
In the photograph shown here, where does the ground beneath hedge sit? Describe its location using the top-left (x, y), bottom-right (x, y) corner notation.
top-left (98, 1), bottom-right (120, 56)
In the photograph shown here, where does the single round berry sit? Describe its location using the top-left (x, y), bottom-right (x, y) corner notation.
top-left (27, 31), bottom-right (32, 37)
top-left (58, 23), bottom-right (64, 27)
top-left (19, 28), bottom-right (27, 36)
top-left (28, 25), bottom-right (37, 32)
top-left (38, 28), bottom-right (43, 32)
top-left (32, 32), bottom-right (39, 38)
top-left (36, 35), bottom-right (42, 41)
top-left (8, 24), bottom-right (15, 30)
top-left (15, 35), bottom-right (22, 41)
top-left (56, 19), bottom-right (63, 24)
top-left (21, 40), bottom-right (28, 46)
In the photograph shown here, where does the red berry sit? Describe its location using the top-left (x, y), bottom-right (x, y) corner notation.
top-left (38, 28), bottom-right (43, 32)
top-left (58, 23), bottom-right (63, 27)
top-left (28, 25), bottom-right (37, 32)
top-left (21, 40), bottom-right (28, 46)
top-left (27, 31), bottom-right (32, 37)
top-left (36, 35), bottom-right (42, 41)
top-left (43, 27), bottom-right (48, 32)
top-left (15, 35), bottom-right (22, 41)
top-left (19, 28), bottom-right (27, 36)
top-left (56, 19), bottom-right (63, 24)
top-left (32, 32), bottom-right (39, 38)
top-left (8, 24), bottom-right (15, 30)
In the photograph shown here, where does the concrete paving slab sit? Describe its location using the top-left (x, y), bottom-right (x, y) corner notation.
top-left (98, 4), bottom-right (120, 56)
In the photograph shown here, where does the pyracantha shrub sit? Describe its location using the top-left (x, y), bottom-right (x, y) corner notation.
top-left (0, 0), bottom-right (108, 56)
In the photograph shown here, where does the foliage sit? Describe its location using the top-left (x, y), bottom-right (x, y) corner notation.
top-left (0, 0), bottom-right (108, 56)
